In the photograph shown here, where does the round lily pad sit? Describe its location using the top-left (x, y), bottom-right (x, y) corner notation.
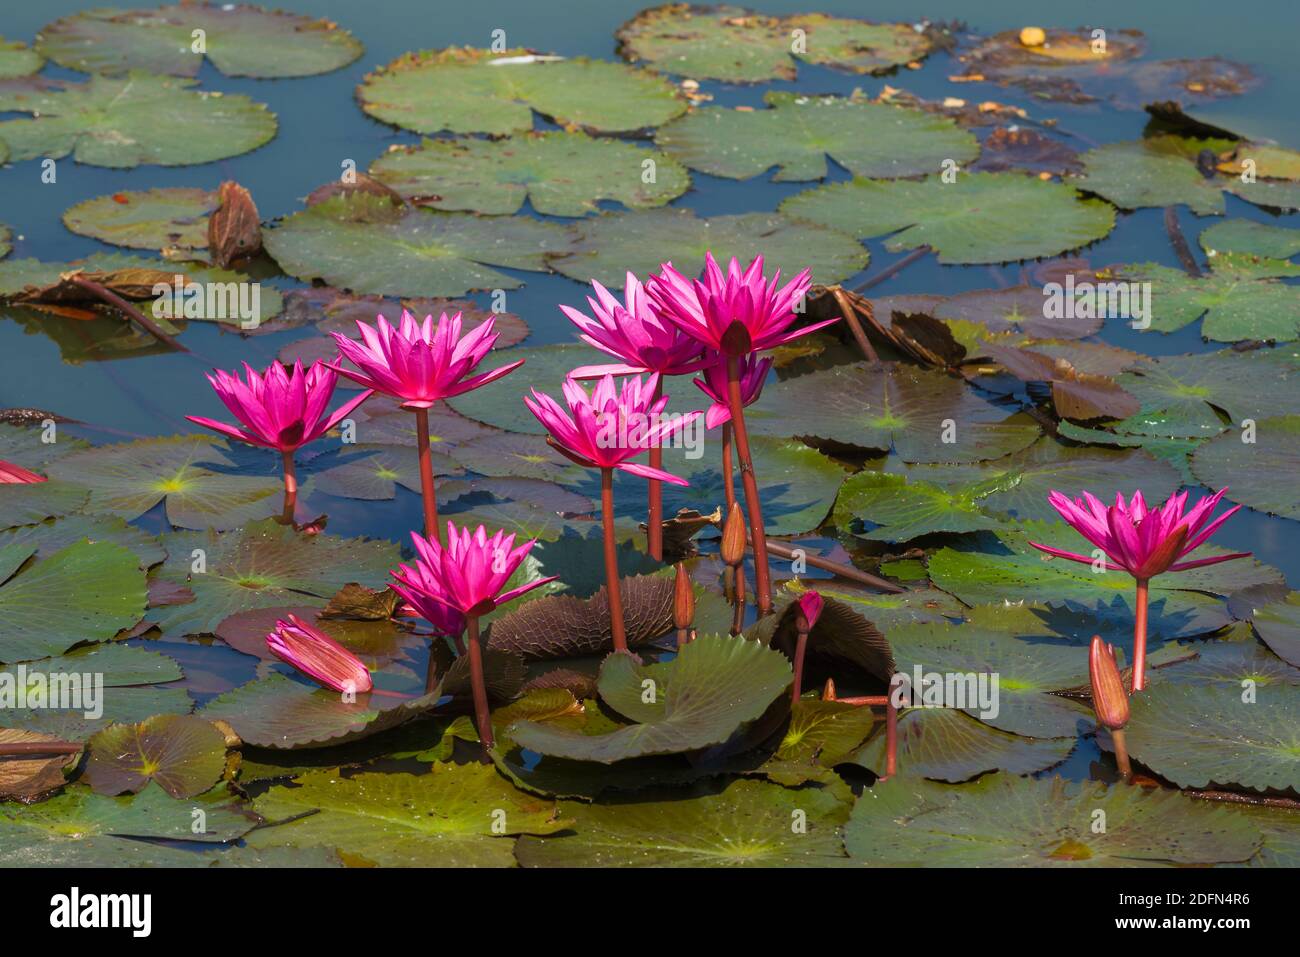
top-left (449, 431), bottom-right (585, 485)
top-left (0, 72), bottom-right (277, 168)
top-left (549, 207), bottom-right (868, 288)
top-left (83, 714), bottom-right (229, 798)
top-left (370, 131), bottom-right (690, 216)
top-left (0, 36), bottom-right (42, 78)
top-left (1249, 591), bottom-right (1300, 668)
top-left (615, 5), bottom-right (930, 83)
top-left (782, 171), bottom-right (1115, 265)
top-left (1191, 415), bottom-right (1300, 520)
top-left (313, 444), bottom-right (463, 501)
top-left (62, 187), bottom-right (216, 250)
top-left (358, 47), bottom-right (685, 136)
top-left (264, 192), bottom-right (568, 298)
top-left (36, 4), bottom-right (363, 78)
top-left (655, 93), bottom-right (978, 182)
top-left (0, 513), bottom-right (165, 568)
top-left (833, 471), bottom-right (1005, 542)
top-left (877, 285), bottom-right (1103, 340)
top-left (1200, 219), bottom-right (1300, 260)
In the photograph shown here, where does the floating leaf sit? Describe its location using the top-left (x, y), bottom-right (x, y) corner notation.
top-left (550, 207), bottom-right (868, 288)
top-left (214, 605), bottom-right (418, 668)
top-left (370, 131), bottom-right (689, 216)
top-left (615, 5), bottom-right (929, 83)
top-left (358, 47), bottom-right (685, 136)
top-left (264, 192), bottom-right (567, 298)
top-left (313, 444), bottom-right (462, 501)
top-left (1201, 219), bottom-right (1300, 261)
top-left (746, 362), bottom-right (1041, 462)
top-left (782, 172), bottom-right (1115, 264)
top-left (845, 774), bottom-right (1260, 866)
top-left (62, 187), bottom-right (216, 251)
top-left (875, 285), bottom-right (1102, 339)
top-left (656, 93), bottom-right (977, 182)
top-left (0, 482), bottom-right (87, 530)
top-left (249, 763), bottom-right (566, 865)
top-left (769, 699), bottom-right (876, 777)
top-left (37, 4), bottom-right (363, 78)
top-left (1191, 415), bottom-right (1300, 519)
top-left (0, 36), bottom-right (42, 78)
top-left (508, 634), bottom-right (791, 763)
top-left (448, 431), bottom-right (585, 485)
top-left (781, 579), bottom-right (963, 629)
top-left (0, 72), bottom-right (276, 167)
top-left (84, 714), bottom-right (229, 798)
top-left (833, 471), bottom-right (1004, 542)
top-left (516, 778), bottom-right (850, 866)
top-left (0, 514), bottom-right (164, 568)
top-left (1249, 591), bottom-right (1300, 668)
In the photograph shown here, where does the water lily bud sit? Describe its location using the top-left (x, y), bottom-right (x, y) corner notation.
top-left (720, 501), bottom-right (747, 566)
top-left (1019, 26), bottom-right (1046, 47)
top-left (1088, 635), bottom-right (1130, 731)
top-left (672, 562), bottom-right (694, 630)
top-left (796, 590), bottom-right (824, 632)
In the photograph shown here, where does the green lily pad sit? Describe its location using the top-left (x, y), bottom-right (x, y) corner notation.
top-left (0, 36), bottom-right (42, 78)
top-left (444, 343), bottom-right (607, 434)
top-left (746, 362), bottom-right (1041, 462)
top-left (1200, 220), bottom-right (1300, 260)
top-left (0, 481), bottom-right (88, 529)
top-left (1054, 422), bottom-right (1201, 484)
top-left (448, 431), bottom-right (585, 485)
top-left (615, 5), bottom-right (930, 83)
top-left (0, 513), bottom-right (165, 567)
top-left (84, 714), bottom-right (229, 798)
top-left (0, 224), bottom-right (10, 259)
top-left (1191, 415), bottom-right (1300, 520)
top-left (876, 286), bottom-right (1103, 339)
top-left (1121, 680), bottom-right (1300, 792)
top-left (655, 93), bottom-right (978, 182)
top-left (845, 774), bottom-right (1261, 866)
top-left (46, 435), bottom-right (284, 530)
top-left (249, 763), bottom-right (566, 866)
top-left (0, 72), bottom-right (277, 167)
top-left (264, 192), bottom-right (567, 298)
top-left (549, 207), bottom-right (868, 288)
top-left (313, 444), bottom-right (463, 501)
top-left (768, 699), bottom-right (876, 778)
top-left (0, 539), bottom-right (146, 662)
top-left (1156, 641), bottom-right (1300, 688)
top-left (370, 131), bottom-right (689, 216)
top-left (781, 172), bottom-right (1115, 264)
top-left (853, 708), bottom-right (1074, 782)
top-left (358, 47), bottom-right (685, 136)
top-left (62, 187), bottom-right (216, 250)
top-left (780, 579), bottom-right (963, 629)
top-left (833, 471), bottom-right (1005, 542)
top-left (37, 4), bottom-right (363, 78)
top-left (146, 519), bottom-right (402, 637)
top-left (1249, 592), bottom-right (1300, 668)
top-left (517, 777), bottom-right (850, 866)
top-left (508, 634), bottom-right (791, 763)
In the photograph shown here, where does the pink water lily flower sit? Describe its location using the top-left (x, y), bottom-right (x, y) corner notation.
top-left (694, 354), bottom-right (772, 429)
top-left (1030, 488), bottom-right (1250, 578)
top-left (186, 359), bottom-right (370, 453)
top-left (329, 310), bottom-right (523, 410)
top-left (0, 460), bottom-right (45, 484)
top-left (266, 614), bottom-right (373, 695)
top-left (646, 252), bottom-right (825, 356)
top-left (523, 373), bottom-right (700, 485)
top-left (561, 272), bottom-right (707, 379)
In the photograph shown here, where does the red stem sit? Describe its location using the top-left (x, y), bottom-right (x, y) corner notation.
top-left (414, 407), bottom-right (441, 544)
top-left (1132, 578), bottom-right (1149, 693)
top-left (466, 615), bottom-right (493, 751)
top-left (721, 422), bottom-right (736, 513)
top-left (280, 449), bottom-right (298, 524)
top-left (601, 467), bottom-right (628, 653)
top-left (729, 564), bottom-right (746, 636)
top-left (0, 741), bottom-right (82, 756)
top-left (883, 697), bottom-right (898, 781)
top-left (726, 355), bottom-right (772, 615)
top-left (791, 629), bottom-right (809, 704)
top-left (68, 275), bottom-right (189, 352)
top-left (647, 377), bottom-right (664, 561)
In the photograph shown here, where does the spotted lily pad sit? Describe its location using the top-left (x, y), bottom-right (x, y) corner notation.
top-left (517, 777), bottom-right (850, 866)
top-left (369, 131), bottom-right (689, 216)
top-left (845, 774), bottom-right (1261, 866)
top-left (46, 435), bottom-right (284, 530)
top-left (615, 5), bottom-right (930, 83)
top-left (84, 714), bottom-right (229, 798)
top-left (549, 207), bottom-right (868, 287)
top-left (1190, 415), bottom-right (1300, 520)
top-left (62, 187), bottom-right (217, 250)
top-left (0, 36), bottom-right (42, 78)
top-left (781, 172), bottom-right (1115, 264)
top-left (746, 362), bottom-right (1041, 463)
top-left (264, 192), bottom-right (567, 298)
top-left (1200, 219), bottom-right (1300, 260)
top-left (37, 4), bottom-right (363, 78)
top-left (508, 634), bottom-right (791, 763)
top-left (655, 93), bottom-right (978, 182)
top-left (358, 47), bottom-right (685, 136)
top-left (0, 72), bottom-right (277, 167)
top-left (249, 763), bottom-right (566, 865)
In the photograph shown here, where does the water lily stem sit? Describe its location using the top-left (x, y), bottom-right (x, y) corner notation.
top-left (721, 422), bottom-right (736, 512)
top-left (0, 741), bottom-right (82, 756)
top-left (466, 615), bottom-right (493, 752)
top-left (1132, 578), bottom-right (1150, 693)
top-left (1163, 207), bottom-right (1202, 278)
top-left (280, 449), bottom-right (297, 524)
top-left (1112, 728), bottom-right (1133, 781)
top-left (729, 565), bottom-right (746, 636)
top-left (414, 406), bottom-right (441, 544)
top-left (726, 355), bottom-right (773, 615)
top-left (601, 467), bottom-right (629, 653)
top-left (647, 378), bottom-right (664, 561)
top-left (850, 246), bottom-right (930, 295)
top-left (829, 285), bottom-right (879, 363)
top-left (68, 275), bottom-right (189, 353)
top-left (791, 628), bottom-right (809, 704)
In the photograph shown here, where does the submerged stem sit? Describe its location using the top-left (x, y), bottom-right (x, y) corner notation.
top-left (601, 467), bottom-right (628, 653)
top-left (726, 355), bottom-right (773, 615)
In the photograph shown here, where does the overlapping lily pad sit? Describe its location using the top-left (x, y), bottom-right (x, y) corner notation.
top-left (549, 207), bottom-right (868, 287)
top-left (369, 132), bottom-right (689, 216)
top-left (62, 188), bottom-right (216, 251)
top-left (83, 714), bottom-right (230, 798)
top-left (0, 513), bottom-right (165, 567)
top-left (1190, 415), bottom-right (1300, 519)
top-left (1200, 219), bottom-right (1300, 260)
top-left (833, 471), bottom-right (1005, 542)
top-left (358, 47), bottom-right (685, 135)
top-left (0, 36), bottom-right (42, 78)
top-left (615, 5), bottom-right (930, 83)
top-left (264, 193), bottom-right (567, 298)
top-left (1248, 591), bottom-right (1300, 667)
top-left (312, 444), bottom-right (462, 501)
top-left (655, 93), bottom-right (978, 181)
top-left (0, 72), bottom-right (277, 167)
top-left (36, 4), bottom-right (363, 78)
top-left (781, 172), bottom-right (1115, 264)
